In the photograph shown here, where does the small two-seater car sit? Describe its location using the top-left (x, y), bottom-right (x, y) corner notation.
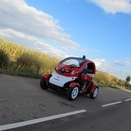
top-left (40, 56), bottom-right (99, 101)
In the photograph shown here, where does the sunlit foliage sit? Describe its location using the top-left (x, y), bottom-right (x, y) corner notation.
top-left (0, 39), bottom-right (60, 77)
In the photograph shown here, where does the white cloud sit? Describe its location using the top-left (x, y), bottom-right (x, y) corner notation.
top-left (88, 0), bottom-right (131, 14)
top-left (92, 48), bottom-right (103, 54)
top-left (94, 58), bottom-right (110, 72)
top-left (114, 58), bottom-right (131, 67)
top-left (0, 0), bottom-right (79, 51)
top-left (94, 58), bottom-right (131, 80)
top-left (0, 28), bottom-right (70, 59)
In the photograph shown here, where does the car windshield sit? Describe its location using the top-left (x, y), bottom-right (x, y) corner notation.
top-left (60, 57), bottom-right (85, 67)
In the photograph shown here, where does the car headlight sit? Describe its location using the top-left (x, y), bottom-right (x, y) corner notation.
top-left (71, 70), bottom-right (75, 75)
top-left (56, 66), bottom-right (59, 70)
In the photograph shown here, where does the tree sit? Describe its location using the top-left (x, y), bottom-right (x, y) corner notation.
top-left (126, 75), bottom-right (131, 83)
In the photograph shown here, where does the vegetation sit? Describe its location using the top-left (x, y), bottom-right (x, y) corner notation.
top-left (0, 39), bottom-right (59, 77)
top-left (0, 39), bottom-right (131, 90)
top-left (126, 75), bottom-right (130, 83)
top-left (94, 72), bottom-right (131, 90)
top-left (0, 49), bottom-right (9, 68)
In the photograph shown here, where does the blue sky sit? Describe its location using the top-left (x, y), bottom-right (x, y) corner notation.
top-left (0, 0), bottom-right (131, 81)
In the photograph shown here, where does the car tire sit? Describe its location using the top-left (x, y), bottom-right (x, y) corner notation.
top-left (40, 77), bottom-right (48, 89)
top-left (90, 87), bottom-right (99, 99)
top-left (67, 86), bottom-right (79, 101)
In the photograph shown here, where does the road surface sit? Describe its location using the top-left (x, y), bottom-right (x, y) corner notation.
top-left (0, 74), bottom-right (131, 131)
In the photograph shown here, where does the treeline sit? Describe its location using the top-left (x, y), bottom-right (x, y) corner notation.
top-left (0, 39), bottom-right (130, 90)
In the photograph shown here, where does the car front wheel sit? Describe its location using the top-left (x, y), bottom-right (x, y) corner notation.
top-left (67, 86), bottom-right (79, 101)
top-left (40, 77), bottom-right (48, 89)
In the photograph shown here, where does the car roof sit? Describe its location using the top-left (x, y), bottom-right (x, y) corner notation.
top-left (65, 56), bottom-right (93, 63)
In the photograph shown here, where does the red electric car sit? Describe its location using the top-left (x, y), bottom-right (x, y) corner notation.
top-left (40, 56), bottom-right (99, 101)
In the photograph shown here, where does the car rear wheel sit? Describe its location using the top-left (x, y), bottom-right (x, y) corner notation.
top-left (40, 77), bottom-right (48, 89)
top-left (90, 87), bottom-right (99, 99)
top-left (67, 86), bottom-right (79, 101)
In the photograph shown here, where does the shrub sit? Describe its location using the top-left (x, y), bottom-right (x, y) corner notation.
top-left (16, 53), bottom-right (44, 75)
top-left (0, 49), bottom-right (9, 68)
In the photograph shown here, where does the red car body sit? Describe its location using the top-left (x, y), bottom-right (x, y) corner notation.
top-left (40, 56), bottom-right (99, 101)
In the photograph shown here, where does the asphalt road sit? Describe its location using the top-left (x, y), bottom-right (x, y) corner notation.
top-left (0, 74), bottom-right (131, 131)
